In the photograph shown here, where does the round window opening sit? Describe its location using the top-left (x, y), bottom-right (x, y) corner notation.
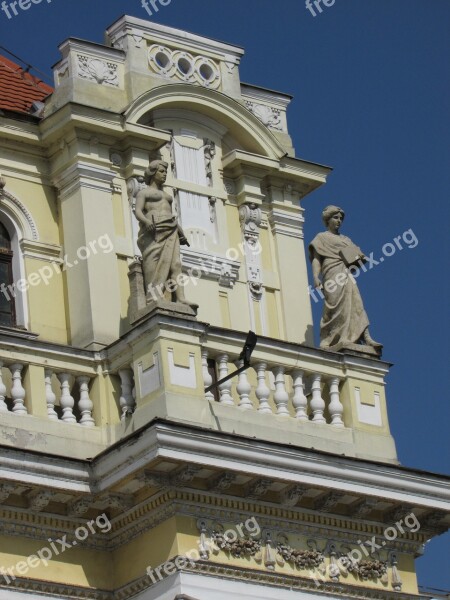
top-left (199, 63), bottom-right (214, 82)
top-left (177, 57), bottom-right (192, 76)
top-left (155, 51), bottom-right (170, 70)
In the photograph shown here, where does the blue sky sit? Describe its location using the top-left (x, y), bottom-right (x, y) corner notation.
top-left (1, 0), bottom-right (449, 591)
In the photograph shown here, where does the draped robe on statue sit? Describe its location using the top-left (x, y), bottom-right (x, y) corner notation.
top-left (137, 214), bottom-right (181, 296)
top-left (309, 232), bottom-right (369, 349)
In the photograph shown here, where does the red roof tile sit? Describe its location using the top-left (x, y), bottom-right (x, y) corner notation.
top-left (0, 54), bottom-right (53, 115)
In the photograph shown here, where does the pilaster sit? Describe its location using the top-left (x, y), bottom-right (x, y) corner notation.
top-left (53, 162), bottom-right (121, 349)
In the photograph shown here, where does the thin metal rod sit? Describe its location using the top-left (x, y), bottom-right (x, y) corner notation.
top-left (205, 363), bottom-right (249, 393)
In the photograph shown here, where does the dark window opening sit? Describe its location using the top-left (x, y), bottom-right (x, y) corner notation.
top-left (0, 222), bottom-right (15, 327)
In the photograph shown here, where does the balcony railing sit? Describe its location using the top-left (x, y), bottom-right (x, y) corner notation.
top-left (0, 317), bottom-right (392, 462)
top-left (202, 350), bottom-right (344, 426)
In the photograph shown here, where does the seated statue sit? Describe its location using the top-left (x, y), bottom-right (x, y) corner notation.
top-left (134, 160), bottom-right (197, 310)
top-left (309, 205), bottom-right (382, 354)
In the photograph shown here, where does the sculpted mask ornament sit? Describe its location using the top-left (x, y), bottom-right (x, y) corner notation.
top-left (309, 206), bottom-right (382, 355)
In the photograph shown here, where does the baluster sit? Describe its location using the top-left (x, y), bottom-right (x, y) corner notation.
top-left (272, 366), bottom-right (289, 417)
top-left (254, 362), bottom-right (272, 414)
top-left (0, 362), bottom-right (8, 412)
top-left (119, 368), bottom-right (135, 420)
top-left (235, 359), bottom-right (252, 410)
top-left (57, 373), bottom-right (76, 423)
top-left (291, 369), bottom-right (308, 421)
top-left (310, 374), bottom-right (325, 423)
top-left (328, 377), bottom-right (344, 427)
top-left (44, 368), bottom-right (58, 421)
top-left (77, 376), bottom-right (94, 427)
top-left (217, 354), bottom-right (234, 406)
top-left (9, 363), bottom-right (27, 415)
top-left (202, 350), bottom-right (214, 401)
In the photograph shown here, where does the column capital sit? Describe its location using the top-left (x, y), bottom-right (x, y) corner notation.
top-left (268, 205), bottom-right (305, 239)
top-left (52, 162), bottom-right (116, 198)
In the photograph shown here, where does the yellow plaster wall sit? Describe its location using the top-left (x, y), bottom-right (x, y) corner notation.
top-left (0, 535), bottom-right (112, 590)
top-left (3, 177), bottom-right (60, 245)
top-left (112, 518), bottom-right (179, 588)
top-left (24, 257), bottom-right (68, 343)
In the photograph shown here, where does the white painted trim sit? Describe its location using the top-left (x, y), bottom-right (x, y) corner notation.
top-left (106, 16), bottom-right (245, 61)
top-left (19, 239), bottom-right (62, 263)
top-left (168, 349), bottom-right (197, 389)
top-left (356, 388), bottom-right (383, 427)
top-left (0, 211), bottom-right (29, 328)
top-left (132, 571), bottom-right (342, 600)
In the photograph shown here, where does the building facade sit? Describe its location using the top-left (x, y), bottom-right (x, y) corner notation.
top-left (0, 15), bottom-right (448, 600)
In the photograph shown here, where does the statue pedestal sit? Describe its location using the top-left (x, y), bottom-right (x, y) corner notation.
top-left (128, 259), bottom-right (198, 325)
top-left (328, 341), bottom-right (382, 359)
top-left (131, 298), bottom-right (198, 325)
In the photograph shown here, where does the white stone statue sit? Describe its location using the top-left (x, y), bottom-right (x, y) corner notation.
top-left (134, 160), bottom-right (197, 310)
top-left (309, 205), bottom-right (382, 354)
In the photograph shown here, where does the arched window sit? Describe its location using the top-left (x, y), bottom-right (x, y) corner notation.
top-left (0, 221), bottom-right (15, 327)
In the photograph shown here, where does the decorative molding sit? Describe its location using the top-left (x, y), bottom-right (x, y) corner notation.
top-left (353, 498), bottom-right (379, 519)
top-left (172, 465), bottom-right (202, 486)
top-left (281, 485), bottom-right (309, 507)
top-left (53, 162), bottom-right (116, 197)
top-left (276, 541), bottom-right (325, 570)
top-left (148, 44), bottom-right (221, 90)
top-left (115, 560), bottom-right (429, 600)
top-left (239, 203), bottom-right (263, 300)
top-left (245, 101), bottom-right (285, 132)
top-left (246, 478), bottom-right (272, 499)
top-left (210, 532), bottom-right (261, 558)
top-left (77, 55), bottom-right (119, 87)
top-left (339, 556), bottom-right (388, 582)
top-left (180, 247), bottom-right (240, 288)
top-left (0, 482), bottom-right (18, 503)
top-left (204, 139), bottom-right (216, 186)
top-left (223, 178), bottom-right (236, 195)
top-left (27, 489), bottom-right (54, 512)
top-left (208, 472), bottom-right (237, 492)
top-left (208, 196), bottom-right (217, 223)
top-left (315, 491), bottom-right (345, 512)
top-left (68, 496), bottom-right (93, 517)
top-left (110, 152), bottom-right (123, 167)
top-left (0, 184), bottom-right (39, 241)
top-left (19, 239), bottom-right (62, 263)
top-left (268, 207), bottom-right (304, 240)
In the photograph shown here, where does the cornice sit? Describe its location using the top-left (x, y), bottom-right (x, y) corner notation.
top-left (19, 239), bottom-right (62, 262)
top-left (114, 561), bottom-right (427, 600)
top-left (241, 83), bottom-right (293, 108)
top-left (52, 161), bottom-right (116, 196)
top-left (90, 422), bottom-right (449, 511)
top-left (105, 16), bottom-right (245, 62)
top-left (58, 37), bottom-right (126, 63)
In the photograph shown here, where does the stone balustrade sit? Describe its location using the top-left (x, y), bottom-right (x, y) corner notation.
top-left (201, 349), bottom-right (345, 427)
top-left (0, 319), bottom-right (393, 463)
top-left (0, 357), bottom-right (96, 427)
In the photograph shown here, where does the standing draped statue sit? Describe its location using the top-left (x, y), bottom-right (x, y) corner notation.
top-left (134, 160), bottom-right (197, 310)
top-left (309, 206), bottom-right (382, 355)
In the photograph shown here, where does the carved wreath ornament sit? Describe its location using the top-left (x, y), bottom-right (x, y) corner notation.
top-left (339, 556), bottom-right (388, 581)
top-left (276, 543), bottom-right (325, 569)
top-left (210, 532), bottom-right (261, 558)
